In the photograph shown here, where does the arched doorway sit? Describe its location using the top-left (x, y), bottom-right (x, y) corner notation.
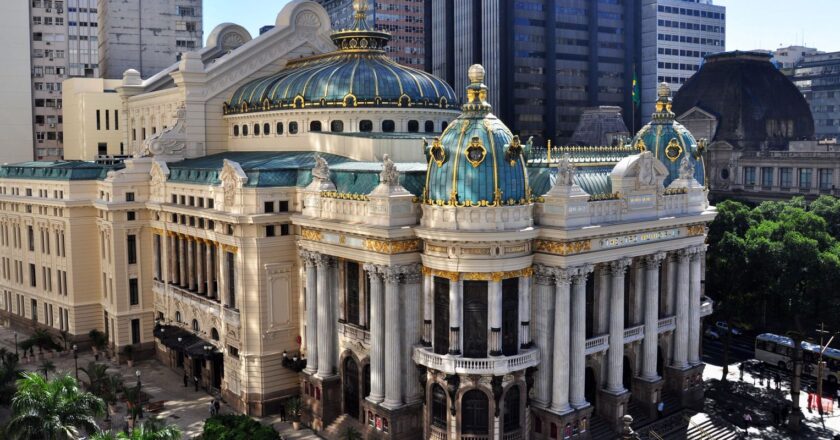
top-left (584, 367), bottom-right (597, 408)
top-left (343, 357), bottom-right (360, 419)
top-left (503, 385), bottom-right (521, 433)
top-left (623, 356), bottom-right (633, 391)
top-left (461, 390), bottom-right (490, 435)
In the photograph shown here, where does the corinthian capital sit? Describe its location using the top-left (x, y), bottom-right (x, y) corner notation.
top-left (571, 264), bottom-right (594, 283)
top-left (642, 252), bottom-right (667, 269)
top-left (552, 267), bottom-right (575, 285)
top-left (398, 263), bottom-right (423, 284)
top-left (533, 264), bottom-right (555, 286)
top-left (363, 263), bottom-right (382, 281)
top-left (608, 258), bottom-right (632, 276)
top-left (299, 249), bottom-right (320, 267)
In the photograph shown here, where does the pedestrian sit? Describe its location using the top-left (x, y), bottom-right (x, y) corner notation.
top-left (209, 400), bottom-right (216, 417)
top-left (743, 412), bottom-right (752, 428)
top-left (781, 404), bottom-right (790, 424)
top-left (194, 375), bottom-right (199, 392)
top-left (214, 399), bottom-right (220, 415)
top-left (657, 401), bottom-right (665, 418)
top-left (775, 373), bottom-right (781, 390)
top-left (739, 362), bottom-right (745, 382)
top-left (183, 373), bottom-right (188, 388)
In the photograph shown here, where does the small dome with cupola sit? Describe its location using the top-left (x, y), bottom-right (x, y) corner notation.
top-left (630, 82), bottom-right (705, 187)
top-left (423, 65), bottom-right (530, 206)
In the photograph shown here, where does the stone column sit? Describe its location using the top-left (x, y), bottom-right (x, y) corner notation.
top-left (217, 244), bottom-right (227, 306)
top-left (531, 265), bottom-right (554, 407)
top-left (688, 247), bottom-right (703, 365)
top-left (402, 265), bottom-right (423, 403)
top-left (489, 278), bottom-right (503, 356)
top-left (422, 268), bottom-right (433, 345)
top-left (206, 243), bottom-right (215, 299)
top-left (570, 265), bottom-right (593, 408)
top-left (596, 266), bottom-right (610, 334)
top-left (519, 274), bottom-right (531, 348)
top-left (316, 255), bottom-right (336, 378)
top-left (633, 262), bottom-right (645, 325)
top-left (550, 268), bottom-right (573, 414)
top-left (179, 236), bottom-right (187, 288)
top-left (673, 250), bottom-right (691, 369)
top-left (449, 277), bottom-right (462, 355)
top-left (383, 267), bottom-right (403, 408)
top-left (365, 264), bottom-right (385, 403)
top-left (153, 234), bottom-right (161, 280)
top-left (642, 253), bottom-right (666, 380)
top-left (606, 258), bottom-right (631, 393)
top-left (187, 238), bottom-right (196, 291)
top-left (168, 234), bottom-right (175, 283)
top-left (303, 251), bottom-right (319, 374)
top-left (665, 255), bottom-right (677, 316)
top-left (196, 242), bottom-right (205, 294)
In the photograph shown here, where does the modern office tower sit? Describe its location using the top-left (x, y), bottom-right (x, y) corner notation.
top-left (786, 51), bottom-right (840, 140)
top-left (97, 0), bottom-right (204, 79)
top-left (315, 0), bottom-right (425, 68)
top-left (640, 0), bottom-right (725, 123)
top-left (426, 0), bottom-right (640, 144)
top-left (0, 0), bottom-right (35, 164)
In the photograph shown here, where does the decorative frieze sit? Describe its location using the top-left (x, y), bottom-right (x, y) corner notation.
top-left (534, 239), bottom-right (592, 256)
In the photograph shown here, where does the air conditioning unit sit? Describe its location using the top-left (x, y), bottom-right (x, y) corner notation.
top-left (49, 123), bottom-right (55, 128)
top-left (57, 8), bottom-right (63, 13)
top-left (46, 8), bottom-right (51, 12)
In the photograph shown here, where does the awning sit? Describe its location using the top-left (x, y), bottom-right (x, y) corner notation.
top-left (154, 325), bottom-right (221, 359)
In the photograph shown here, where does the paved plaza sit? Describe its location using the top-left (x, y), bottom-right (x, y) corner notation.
top-left (0, 324), bottom-right (318, 439)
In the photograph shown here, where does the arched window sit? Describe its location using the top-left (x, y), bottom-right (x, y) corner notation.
top-left (408, 120), bottom-right (419, 133)
top-left (331, 120), bottom-right (344, 132)
top-left (263, 123), bottom-right (270, 135)
top-left (310, 121), bottom-right (322, 132)
top-left (254, 123), bottom-right (260, 136)
top-left (382, 120), bottom-right (395, 132)
top-left (441, 121), bottom-right (448, 132)
top-left (192, 319), bottom-right (200, 332)
top-left (425, 120), bottom-right (435, 133)
top-left (276, 122), bottom-right (284, 135)
top-left (431, 384), bottom-right (447, 428)
top-left (461, 390), bottom-right (489, 434)
top-left (175, 311), bottom-right (182, 323)
top-left (503, 386), bottom-right (521, 432)
top-left (242, 125), bottom-right (249, 136)
top-left (233, 125), bottom-right (239, 136)
top-left (359, 120), bottom-right (373, 132)
top-left (211, 328), bottom-right (220, 341)
top-left (289, 122), bottom-right (299, 134)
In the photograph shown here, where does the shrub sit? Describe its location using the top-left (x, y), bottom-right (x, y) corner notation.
top-left (201, 414), bottom-right (279, 440)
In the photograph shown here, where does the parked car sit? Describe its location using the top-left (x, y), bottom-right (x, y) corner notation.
top-left (715, 320), bottom-right (742, 336)
top-left (704, 327), bottom-right (721, 340)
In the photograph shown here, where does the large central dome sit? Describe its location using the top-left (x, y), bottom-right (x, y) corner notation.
top-left (225, 1), bottom-right (457, 114)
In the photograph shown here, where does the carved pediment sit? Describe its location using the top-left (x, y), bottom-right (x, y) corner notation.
top-left (611, 151), bottom-right (670, 192)
top-left (149, 160), bottom-right (170, 201)
top-left (219, 159), bottom-right (248, 211)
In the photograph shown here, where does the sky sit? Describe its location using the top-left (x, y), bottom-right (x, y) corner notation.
top-left (203, 0), bottom-right (840, 53)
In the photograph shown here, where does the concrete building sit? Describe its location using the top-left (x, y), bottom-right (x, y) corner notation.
top-left (640, 0), bottom-right (725, 124)
top-left (62, 78), bottom-right (124, 161)
top-left (773, 45), bottom-right (821, 69)
top-left (786, 51), bottom-right (840, 140)
top-left (426, 0), bottom-right (641, 145)
top-left (315, 0), bottom-right (425, 69)
top-left (0, 2), bottom-right (715, 437)
top-left (97, 0), bottom-right (204, 79)
top-left (0, 0), bottom-right (35, 164)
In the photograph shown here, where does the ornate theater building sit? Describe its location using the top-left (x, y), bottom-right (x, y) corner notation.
top-left (0, 1), bottom-right (715, 438)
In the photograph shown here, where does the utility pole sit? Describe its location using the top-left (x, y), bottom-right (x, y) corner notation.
top-left (815, 323), bottom-right (836, 429)
top-left (787, 330), bottom-right (804, 431)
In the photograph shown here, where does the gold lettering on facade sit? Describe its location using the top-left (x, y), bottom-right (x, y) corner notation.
top-left (686, 224), bottom-right (706, 236)
top-left (301, 228), bottom-right (323, 242)
top-left (363, 238), bottom-right (422, 254)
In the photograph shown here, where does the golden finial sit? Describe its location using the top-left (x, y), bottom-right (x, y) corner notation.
top-left (353, 0), bottom-right (368, 14)
top-left (657, 82), bottom-right (671, 99)
top-left (468, 64), bottom-right (486, 84)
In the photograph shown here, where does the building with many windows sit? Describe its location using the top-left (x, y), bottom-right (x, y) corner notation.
top-left (0, 2), bottom-right (716, 438)
top-left (640, 0), bottom-right (725, 123)
top-left (62, 78), bottom-right (125, 161)
top-left (0, 0), bottom-right (35, 164)
top-left (786, 51), bottom-right (840, 140)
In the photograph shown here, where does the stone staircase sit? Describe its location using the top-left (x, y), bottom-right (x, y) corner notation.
top-left (641, 412), bottom-right (739, 440)
top-left (272, 422), bottom-right (322, 440)
top-left (627, 399), bottom-right (652, 429)
top-left (321, 414), bottom-right (370, 440)
top-left (588, 414), bottom-right (616, 439)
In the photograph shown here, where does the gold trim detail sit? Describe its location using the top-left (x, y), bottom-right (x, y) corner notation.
top-left (686, 225), bottom-right (706, 236)
top-left (461, 247), bottom-right (491, 255)
top-left (464, 136), bottom-right (487, 168)
top-left (665, 138), bottom-right (683, 162)
top-left (221, 244), bottom-right (238, 253)
top-left (320, 191), bottom-right (370, 201)
top-left (534, 239), bottom-right (592, 256)
top-left (634, 137), bottom-right (647, 152)
top-left (301, 228), bottom-right (323, 242)
top-left (363, 238), bottom-right (422, 254)
top-left (425, 244), bottom-right (448, 254)
top-left (430, 137), bottom-right (446, 167)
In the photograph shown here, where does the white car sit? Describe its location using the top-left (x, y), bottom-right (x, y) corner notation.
top-left (704, 327), bottom-right (721, 340)
top-left (715, 321), bottom-right (742, 336)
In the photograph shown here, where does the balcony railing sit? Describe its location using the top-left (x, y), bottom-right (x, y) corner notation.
top-left (430, 426), bottom-right (448, 440)
top-left (461, 435), bottom-right (489, 440)
top-left (340, 322), bottom-right (370, 344)
top-left (658, 316), bottom-right (676, 333)
top-left (585, 334), bottom-right (609, 355)
top-left (623, 324), bottom-right (644, 343)
top-left (413, 346), bottom-right (539, 375)
top-left (700, 297), bottom-right (714, 317)
top-left (502, 431), bottom-right (523, 440)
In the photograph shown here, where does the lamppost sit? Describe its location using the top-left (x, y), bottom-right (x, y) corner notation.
top-left (135, 370), bottom-right (143, 419)
top-left (203, 345), bottom-right (213, 392)
top-left (72, 344), bottom-right (79, 381)
top-left (13, 331), bottom-right (18, 358)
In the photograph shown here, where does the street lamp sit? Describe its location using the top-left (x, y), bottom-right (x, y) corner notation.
top-left (72, 344), bottom-right (78, 381)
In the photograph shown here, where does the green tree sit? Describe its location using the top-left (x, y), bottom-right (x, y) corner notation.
top-left (39, 360), bottom-right (56, 380)
top-left (201, 414), bottom-right (280, 440)
top-left (0, 348), bottom-right (22, 405)
top-left (6, 372), bottom-right (105, 440)
top-left (90, 418), bottom-right (181, 440)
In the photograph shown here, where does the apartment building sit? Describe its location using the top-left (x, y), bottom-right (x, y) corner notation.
top-left (0, 0), bottom-right (35, 164)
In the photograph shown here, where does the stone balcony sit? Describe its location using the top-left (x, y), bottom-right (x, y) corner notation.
top-left (152, 279), bottom-right (240, 328)
top-left (413, 346), bottom-right (539, 376)
top-left (584, 319), bottom-right (677, 355)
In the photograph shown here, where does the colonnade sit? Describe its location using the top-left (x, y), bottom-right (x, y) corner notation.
top-left (154, 232), bottom-right (236, 308)
top-left (533, 245), bottom-right (705, 414)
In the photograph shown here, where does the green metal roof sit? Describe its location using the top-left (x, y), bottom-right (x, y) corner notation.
top-left (0, 161), bottom-right (122, 181)
top-left (528, 166), bottom-right (614, 198)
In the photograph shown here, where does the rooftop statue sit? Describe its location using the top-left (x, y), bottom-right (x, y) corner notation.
top-left (312, 153), bottom-right (331, 181)
top-left (379, 154), bottom-right (400, 186)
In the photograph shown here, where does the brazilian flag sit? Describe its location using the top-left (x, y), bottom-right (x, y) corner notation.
top-left (632, 70), bottom-right (640, 107)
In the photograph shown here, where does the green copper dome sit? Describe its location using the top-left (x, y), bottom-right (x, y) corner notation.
top-left (630, 82), bottom-right (706, 187)
top-left (423, 65), bottom-right (530, 207)
top-left (225, 1), bottom-right (457, 114)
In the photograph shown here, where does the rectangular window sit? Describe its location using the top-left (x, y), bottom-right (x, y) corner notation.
top-left (27, 226), bottom-right (34, 251)
top-left (799, 168), bottom-right (813, 189)
top-left (105, 110), bottom-right (110, 130)
top-left (129, 278), bottom-right (139, 305)
top-left (125, 192), bottom-right (135, 202)
top-left (819, 169), bottom-right (834, 190)
top-left (96, 109), bottom-right (101, 130)
top-left (29, 264), bottom-right (36, 287)
top-left (265, 225), bottom-right (275, 237)
top-left (171, 194), bottom-right (178, 204)
top-left (280, 224), bottom-right (290, 236)
top-left (31, 299), bottom-right (38, 322)
top-left (131, 318), bottom-right (140, 344)
top-left (760, 167), bottom-right (774, 188)
top-left (208, 199), bottom-right (214, 209)
top-left (115, 110), bottom-right (119, 130)
top-left (127, 234), bottom-right (137, 264)
top-left (127, 211), bottom-right (136, 221)
top-left (279, 200), bottom-right (289, 212)
top-left (779, 167), bottom-right (792, 189)
top-left (264, 201), bottom-right (274, 213)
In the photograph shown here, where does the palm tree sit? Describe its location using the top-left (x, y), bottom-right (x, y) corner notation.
top-left (0, 348), bottom-right (22, 405)
top-left (6, 372), bottom-right (105, 440)
top-left (80, 361), bottom-right (110, 394)
top-left (89, 418), bottom-right (181, 440)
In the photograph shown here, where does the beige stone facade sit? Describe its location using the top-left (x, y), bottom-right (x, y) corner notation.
top-left (62, 78), bottom-right (124, 161)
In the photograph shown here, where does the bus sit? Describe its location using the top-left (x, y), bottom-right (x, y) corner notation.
top-left (754, 333), bottom-right (840, 384)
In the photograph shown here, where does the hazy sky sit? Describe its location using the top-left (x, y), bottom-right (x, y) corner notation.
top-left (203, 0), bottom-right (840, 54)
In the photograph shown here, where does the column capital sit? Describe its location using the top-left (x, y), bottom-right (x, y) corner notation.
top-left (382, 266), bottom-right (402, 284)
top-left (676, 248), bottom-right (693, 262)
top-left (299, 249), bottom-right (320, 267)
top-left (364, 263), bottom-right (383, 280)
top-left (533, 264), bottom-right (555, 286)
top-left (571, 264), bottom-right (594, 283)
top-left (397, 263), bottom-right (422, 284)
top-left (552, 267), bottom-right (575, 285)
top-left (689, 244), bottom-right (707, 260)
top-left (642, 252), bottom-right (667, 269)
top-left (314, 254), bottom-right (336, 268)
top-left (608, 258), bottom-right (632, 275)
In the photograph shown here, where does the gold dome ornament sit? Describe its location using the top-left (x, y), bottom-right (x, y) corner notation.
top-left (468, 64), bottom-right (486, 84)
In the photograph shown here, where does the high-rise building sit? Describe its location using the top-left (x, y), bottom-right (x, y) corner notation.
top-left (773, 45), bottom-right (821, 69)
top-left (426, 0), bottom-right (640, 144)
top-left (787, 51), bottom-right (840, 140)
top-left (315, 0), bottom-right (425, 69)
top-left (97, 0), bottom-right (204, 79)
top-left (640, 0), bottom-right (725, 123)
top-left (0, 0), bottom-right (35, 164)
